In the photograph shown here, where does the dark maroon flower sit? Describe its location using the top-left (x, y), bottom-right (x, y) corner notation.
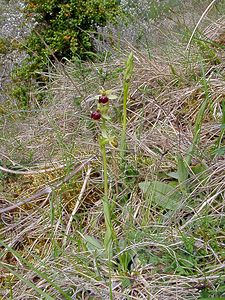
top-left (99, 95), bottom-right (109, 104)
top-left (91, 110), bottom-right (101, 120)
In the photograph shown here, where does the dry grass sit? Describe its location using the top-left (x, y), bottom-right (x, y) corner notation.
top-left (1, 2), bottom-right (225, 299)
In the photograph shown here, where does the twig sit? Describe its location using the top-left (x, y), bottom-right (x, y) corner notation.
top-left (63, 166), bottom-right (92, 247)
top-left (0, 164), bottom-right (66, 175)
top-left (0, 157), bottom-right (95, 214)
top-left (0, 187), bottom-right (52, 214)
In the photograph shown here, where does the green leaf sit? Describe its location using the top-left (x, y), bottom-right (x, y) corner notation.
top-left (139, 180), bottom-right (182, 210)
top-left (99, 137), bottom-right (108, 147)
top-left (191, 163), bottom-right (207, 174)
top-left (167, 171), bottom-right (179, 180)
top-left (177, 154), bottom-right (189, 184)
top-left (211, 146), bottom-right (225, 157)
top-left (177, 154), bottom-right (189, 192)
top-left (84, 235), bottom-right (104, 253)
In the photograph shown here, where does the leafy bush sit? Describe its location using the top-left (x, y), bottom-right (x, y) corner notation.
top-left (13, 0), bottom-right (121, 106)
top-left (24, 0), bottom-right (121, 60)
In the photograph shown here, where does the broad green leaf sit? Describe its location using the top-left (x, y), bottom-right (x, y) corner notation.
top-left (167, 171), bottom-right (179, 180)
top-left (84, 235), bottom-right (104, 253)
top-left (177, 154), bottom-right (189, 184)
top-left (191, 163), bottom-right (208, 183)
top-left (191, 163), bottom-right (207, 174)
top-left (177, 154), bottom-right (189, 192)
top-left (139, 180), bottom-right (182, 210)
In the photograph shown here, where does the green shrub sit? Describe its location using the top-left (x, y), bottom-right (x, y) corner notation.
top-left (24, 0), bottom-right (121, 59)
top-left (13, 0), bottom-right (121, 107)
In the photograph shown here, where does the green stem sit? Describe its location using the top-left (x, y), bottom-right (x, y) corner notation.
top-left (100, 137), bottom-right (113, 255)
top-left (100, 120), bottom-right (113, 300)
top-left (101, 143), bottom-right (108, 197)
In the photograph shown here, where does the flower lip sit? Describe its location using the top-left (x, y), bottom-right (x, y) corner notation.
top-left (99, 95), bottom-right (109, 104)
top-left (91, 110), bottom-right (101, 120)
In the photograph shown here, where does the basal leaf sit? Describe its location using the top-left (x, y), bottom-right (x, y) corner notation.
top-left (139, 180), bottom-right (182, 210)
top-left (84, 235), bottom-right (104, 253)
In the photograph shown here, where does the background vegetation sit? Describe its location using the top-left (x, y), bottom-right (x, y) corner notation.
top-left (0, 0), bottom-right (225, 299)
top-left (12, 0), bottom-right (121, 107)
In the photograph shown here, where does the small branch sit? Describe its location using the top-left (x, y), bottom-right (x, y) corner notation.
top-left (0, 187), bottom-right (52, 214)
top-left (63, 166), bottom-right (92, 247)
top-left (0, 164), bottom-right (66, 175)
top-left (0, 157), bottom-right (95, 214)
